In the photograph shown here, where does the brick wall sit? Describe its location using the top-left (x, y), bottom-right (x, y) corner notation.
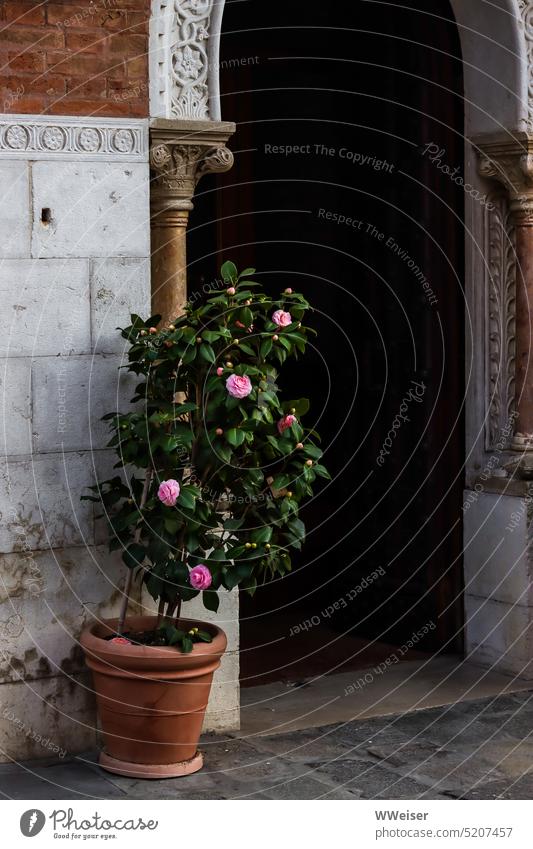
top-left (0, 0), bottom-right (150, 117)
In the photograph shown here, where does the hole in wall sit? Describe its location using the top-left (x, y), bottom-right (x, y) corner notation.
top-left (40, 208), bottom-right (52, 225)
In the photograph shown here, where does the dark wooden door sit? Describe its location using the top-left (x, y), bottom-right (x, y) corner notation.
top-left (189, 0), bottom-right (465, 653)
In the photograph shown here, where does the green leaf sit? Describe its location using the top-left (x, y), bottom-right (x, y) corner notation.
top-left (122, 543), bottom-right (146, 570)
top-left (202, 590), bottom-right (220, 612)
top-left (221, 260), bottom-right (238, 282)
top-left (199, 343), bottom-right (216, 364)
top-left (251, 525), bottom-right (273, 544)
top-left (196, 630), bottom-right (213, 643)
top-left (181, 636), bottom-right (194, 653)
top-left (283, 398), bottom-right (310, 417)
top-left (239, 267), bottom-right (256, 278)
top-left (272, 474), bottom-right (292, 490)
top-left (177, 489), bottom-right (196, 510)
top-left (226, 428), bottom-right (245, 447)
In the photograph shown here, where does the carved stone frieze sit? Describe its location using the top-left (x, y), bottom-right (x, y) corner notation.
top-left (0, 116), bottom-right (147, 161)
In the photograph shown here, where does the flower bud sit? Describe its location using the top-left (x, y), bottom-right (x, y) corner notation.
top-left (251, 542), bottom-right (257, 549)
top-left (215, 427), bottom-right (223, 436)
top-left (168, 324), bottom-right (175, 331)
top-left (196, 337), bottom-right (202, 344)
top-left (290, 407), bottom-right (296, 414)
top-left (265, 543), bottom-right (271, 550)
top-left (217, 367), bottom-right (224, 376)
top-left (305, 459), bottom-right (313, 467)
top-left (273, 334), bottom-right (279, 341)
top-left (284, 287), bottom-right (293, 294)
top-left (286, 491), bottom-right (293, 498)
top-left (227, 286), bottom-right (236, 295)
top-left (296, 442), bottom-right (304, 449)
top-left (149, 327), bottom-right (157, 334)
top-left (226, 361), bottom-right (233, 368)
top-left (140, 329), bottom-right (147, 336)
top-left (245, 542), bottom-right (252, 549)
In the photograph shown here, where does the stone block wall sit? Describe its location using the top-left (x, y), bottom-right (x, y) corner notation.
top-left (0, 113), bottom-right (152, 762)
top-left (463, 490), bottom-right (533, 679)
top-left (0, 0), bottom-right (150, 117)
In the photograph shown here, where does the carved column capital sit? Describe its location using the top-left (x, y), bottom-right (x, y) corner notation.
top-left (474, 132), bottom-right (533, 224)
top-left (149, 119), bottom-right (235, 216)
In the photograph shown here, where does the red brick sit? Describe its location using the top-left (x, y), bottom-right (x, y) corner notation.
top-left (47, 51), bottom-right (116, 78)
top-left (67, 77), bottom-right (106, 97)
top-left (107, 33), bottom-right (146, 56)
top-left (65, 31), bottom-right (105, 54)
top-left (1, 72), bottom-right (66, 97)
top-left (124, 54), bottom-right (146, 77)
top-left (3, 93), bottom-right (47, 113)
top-left (44, 97), bottom-right (111, 116)
top-left (4, 2), bottom-right (46, 26)
top-left (1, 26), bottom-right (65, 49)
top-left (7, 51), bottom-right (46, 73)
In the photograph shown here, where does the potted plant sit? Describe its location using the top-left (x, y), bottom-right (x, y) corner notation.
top-left (80, 262), bottom-right (329, 778)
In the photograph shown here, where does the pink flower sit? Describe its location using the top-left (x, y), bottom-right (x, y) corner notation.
top-left (158, 479), bottom-right (180, 507)
top-left (216, 367), bottom-right (224, 376)
top-left (189, 564), bottom-right (212, 590)
top-left (110, 636), bottom-right (131, 645)
top-left (272, 309), bottom-right (292, 327)
top-left (277, 413), bottom-right (297, 434)
top-left (226, 373), bottom-right (252, 398)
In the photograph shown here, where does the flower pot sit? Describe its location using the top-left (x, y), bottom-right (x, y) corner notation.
top-left (80, 615), bottom-right (227, 779)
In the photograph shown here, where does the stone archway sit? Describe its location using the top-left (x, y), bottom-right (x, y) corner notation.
top-left (147, 1), bottom-right (533, 682)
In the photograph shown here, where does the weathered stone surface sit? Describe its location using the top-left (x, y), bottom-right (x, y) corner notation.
top-left (0, 259), bottom-right (91, 357)
top-left (31, 162), bottom-right (150, 258)
top-left (0, 162), bottom-right (30, 259)
top-left (90, 257), bottom-right (150, 354)
top-left (0, 546), bottom-right (127, 684)
top-left (2, 761), bottom-right (126, 799)
top-left (0, 357), bottom-right (31, 456)
top-left (311, 758), bottom-right (441, 799)
top-left (32, 354), bottom-right (134, 453)
top-left (464, 492), bottom-right (533, 606)
top-left (465, 593), bottom-right (533, 677)
top-left (203, 650), bottom-right (239, 733)
top-left (0, 672), bottom-right (97, 763)
top-left (0, 453), bottom-right (95, 553)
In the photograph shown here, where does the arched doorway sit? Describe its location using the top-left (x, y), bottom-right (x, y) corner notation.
top-left (187, 0), bottom-right (466, 685)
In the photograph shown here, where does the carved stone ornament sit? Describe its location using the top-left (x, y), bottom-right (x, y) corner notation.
top-left (150, 0), bottom-right (225, 120)
top-left (0, 115), bottom-right (146, 160)
top-left (475, 132), bottom-right (533, 223)
top-left (149, 120), bottom-right (235, 214)
top-left (485, 193), bottom-right (517, 451)
top-left (518, 1), bottom-right (533, 131)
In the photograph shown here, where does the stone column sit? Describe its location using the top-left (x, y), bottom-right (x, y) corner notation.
top-left (149, 119), bottom-right (235, 325)
top-left (475, 132), bottom-right (533, 451)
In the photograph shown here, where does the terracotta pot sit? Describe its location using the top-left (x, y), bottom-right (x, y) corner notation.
top-left (80, 615), bottom-right (227, 779)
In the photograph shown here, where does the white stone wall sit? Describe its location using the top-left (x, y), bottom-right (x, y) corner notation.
top-left (0, 114), bottom-right (238, 762)
top-left (0, 116), bottom-right (153, 762)
top-left (463, 490), bottom-right (533, 679)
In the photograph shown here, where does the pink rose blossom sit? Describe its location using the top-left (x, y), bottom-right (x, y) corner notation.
top-left (272, 309), bottom-right (292, 327)
top-left (226, 373), bottom-right (252, 399)
top-left (189, 564), bottom-right (212, 590)
top-left (158, 479), bottom-right (180, 507)
top-left (277, 413), bottom-right (297, 434)
top-left (110, 636), bottom-right (131, 645)
top-left (216, 367), bottom-right (224, 376)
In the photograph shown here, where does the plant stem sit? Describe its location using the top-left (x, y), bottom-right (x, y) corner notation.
top-left (116, 467), bottom-right (153, 635)
top-left (174, 595), bottom-right (182, 628)
top-left (156, 597), bottom-right (166, 628)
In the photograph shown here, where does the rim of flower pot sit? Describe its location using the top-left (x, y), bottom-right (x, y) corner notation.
top-left (80, 615), bottom-right (227, 672)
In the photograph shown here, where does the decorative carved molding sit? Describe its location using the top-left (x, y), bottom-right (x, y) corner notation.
top-left (150, 0), bottom-right (225, 121)
top-left (0, 115), bottom-right (147, 161)
top-left (149, 119), bottom-right (235, 214)
top-left (485, 192), bottom-right (517, 450)
top-left (475, 131), bottom-right (533, 223)
top-left (518, 1), bottom-right (533, 130)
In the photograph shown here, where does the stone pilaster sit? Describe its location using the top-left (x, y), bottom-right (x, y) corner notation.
top-left (149, 119), bottom-right (235, 324)
top-left (475, 132), bottom-right (533, 450)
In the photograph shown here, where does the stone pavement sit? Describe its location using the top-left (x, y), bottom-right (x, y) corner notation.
top-left (1, 690), bottom-right (533, 800)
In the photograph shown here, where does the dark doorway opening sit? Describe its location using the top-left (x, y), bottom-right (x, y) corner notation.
top-left (188, 0), bottom-right (465, 686)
